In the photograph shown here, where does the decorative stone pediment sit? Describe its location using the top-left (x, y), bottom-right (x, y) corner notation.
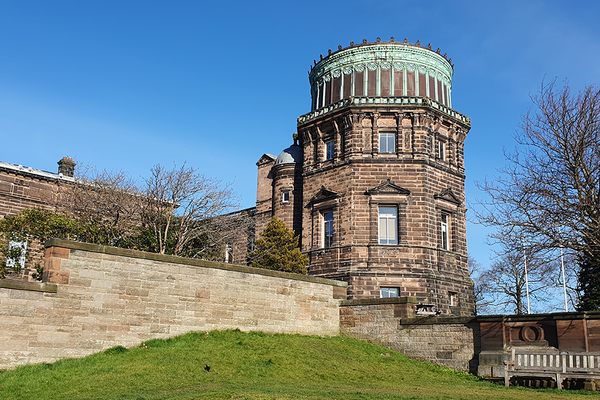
top-left (365, 179), bottom-right (410, 196)
top-left (256, 153), bottom-right (276, 166)
top-left (306, 186), bottom-right (339, 207)
top-left (434, 188), bottom-right (461, 205)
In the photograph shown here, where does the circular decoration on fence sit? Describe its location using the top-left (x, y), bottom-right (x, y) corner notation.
top-left (519, 325), bottom-right (544, 342)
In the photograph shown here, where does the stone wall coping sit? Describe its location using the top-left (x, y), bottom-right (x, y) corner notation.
top-left (0, 278), bottom-right (57, 293)
top-left (398, 316), bottom-right (476, 325)
top-left (44, 238), bottom-right (348, 288)
top-left (392, 312), bottom-right (600, 326)
top-left (340, 296), bottom-right (417, 306)
top-left (475, 311), bottom-right (600, 322)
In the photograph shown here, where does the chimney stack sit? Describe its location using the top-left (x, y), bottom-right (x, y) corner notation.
top-left (57, 156), bottom-right (76, 177)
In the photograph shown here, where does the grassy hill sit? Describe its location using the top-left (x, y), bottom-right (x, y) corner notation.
top-left (0, 330), bottom-right (594, 400)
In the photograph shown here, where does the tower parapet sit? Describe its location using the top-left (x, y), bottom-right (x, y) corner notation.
top-left (309, 38), bottom-right (454, 112)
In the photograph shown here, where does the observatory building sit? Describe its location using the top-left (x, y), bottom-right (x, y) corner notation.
top-left (232, 39), bottom-right (472, 315)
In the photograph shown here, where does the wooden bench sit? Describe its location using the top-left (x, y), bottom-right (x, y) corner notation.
top-left (505, 349), bottom-right (600, 389)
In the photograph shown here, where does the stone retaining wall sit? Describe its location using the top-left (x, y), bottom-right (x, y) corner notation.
top-left (0, 239), bottom-right (346, 369)
top-left (340, 298), bottom-right (478, 371)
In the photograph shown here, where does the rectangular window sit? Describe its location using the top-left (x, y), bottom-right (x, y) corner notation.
top-left (332, 76), bottom-right (341, 102)
top-left (379, 132), bottom-right (396, 154)
top-left (419, 72), bottom-right (427, 97)
top-left (367, 69), bottom-right (377, 97)
top-left (449, 291), bottom-right (458, 307)
top-left (343, 72), bottom-right (352, 98)
top-left (407, 71), bottom-right (415, 96)
top-left (323, 210), bottom-right (334, 248)
top-left (437, 140), bottom-right (445, 160)
top-left (380, 69), bottom-right (391, 96)
top-left (318, 82), bottom-right (324, 108)
top-left (325, 140), bottom-right (335, 161)
top-left (440, 213), bottom-right (449, 250)
top-left (429, 76), bottom-right (436, 99)
top-left (355, 70), bottom-right (364, 96)
top-left (380, 287), bottom-right (400, 298)
top-left (282, 190), bottom-right (290, 203)
top-left (378, 206), bottom-right (398, 245)
top-left (393, 70), bottom-right (403, 96)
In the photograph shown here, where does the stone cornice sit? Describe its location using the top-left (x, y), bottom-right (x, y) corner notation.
top-left (0, 163), bottom-right (76, 184)
top-left (0, 279), bottom-right (57, 293)
top-left (475, 311), bottom-right (600, 322)
top-left (297, 96), bottom-right (470, 126)
top-left (340, 296), bottom-right (417, 306)
top-left (310, 42), bottom-right (453, 86)
top-left (303, 158), bottom-right (466, 180)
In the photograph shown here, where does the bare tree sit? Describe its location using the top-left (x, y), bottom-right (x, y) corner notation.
top-left (68, 170), bottom-right (142, 246)
top-left (141, 164), bottom-right (236, 256)
top-left (468, 256), bottom-right (493, 315)
top-left (477, 82), bottom-right (600, 310)
top-left (480, 244), bottom-right (554, 315)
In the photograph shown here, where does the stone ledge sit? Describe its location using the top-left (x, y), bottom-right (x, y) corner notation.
top-left (340, 296), bottom-right (417, 306)
top-left (0, 279), bottom-right (57, 293)
top-left (475, 311), bottom-right (600, 322)
top-left (399, 315), bottom-right (475, 325)
top-left (45, 238), bottom-right (347, 288)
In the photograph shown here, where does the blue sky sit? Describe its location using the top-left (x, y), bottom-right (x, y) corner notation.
top-left (1, 0), bottom-right (599, 271)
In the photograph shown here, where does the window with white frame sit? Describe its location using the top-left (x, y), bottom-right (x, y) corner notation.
top-left (449, 291), bottom-right (458, 307)
top-left (378, 206), bottom-right (398, 245)
top-left (380, 287), bottom-right (400, 298)
top-left (437, 140), bottom-right (445, 160)
top-left (440, 213), bottom-right (450, 250)
top-left (282, 190), bottom-right (290, 203)
top-left (325, 140), bottom-right (335, 161)
top-left (379, 132), bottom-right (396, 154)
top-left (322, 209), bottom-right (334, 248)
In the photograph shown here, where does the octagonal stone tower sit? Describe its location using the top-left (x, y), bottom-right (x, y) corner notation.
top-left (297, 39), bottom-right (473, 315)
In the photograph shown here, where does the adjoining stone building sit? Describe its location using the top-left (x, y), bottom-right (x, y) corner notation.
top-left (0, 157), bottom-right (77, 278)
top-left (240, 39), bottom-right (474, 315)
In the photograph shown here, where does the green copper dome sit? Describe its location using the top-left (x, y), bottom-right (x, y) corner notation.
top-left (308, 38), bottom-right (454, 111)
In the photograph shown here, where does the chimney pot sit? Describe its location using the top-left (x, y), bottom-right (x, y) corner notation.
top-left (57, 156), bottom-right (76, 177)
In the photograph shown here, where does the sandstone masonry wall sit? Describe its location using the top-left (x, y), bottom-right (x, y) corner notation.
top-left (0, 239), bottom-right (346, 370)
top-left (340, 298), bottom-right (477, 372)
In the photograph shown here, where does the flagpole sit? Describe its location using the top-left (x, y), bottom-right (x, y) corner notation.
top-left (560, 247), bottom-right (568, 312)
top-left (524, 252), bottom-right (531, 314)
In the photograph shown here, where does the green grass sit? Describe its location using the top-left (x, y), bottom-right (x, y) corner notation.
top-left (0, 330), bottom-right (594, 399)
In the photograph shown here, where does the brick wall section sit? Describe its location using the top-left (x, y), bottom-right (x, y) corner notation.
top-left (0, 239), bottom-right (346, 369)
top-left (0, 169), bottom-right (67, 217)
top-left (340, 298), bottom-right (477, 372)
